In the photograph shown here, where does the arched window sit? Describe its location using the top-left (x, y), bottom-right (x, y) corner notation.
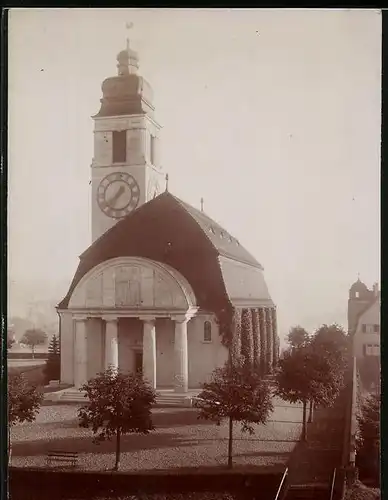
top-left (204, 321), bottom-right (212, 342)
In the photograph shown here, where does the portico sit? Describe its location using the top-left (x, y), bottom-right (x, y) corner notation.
top-left (58, 256), bottom-right (200, 392)
top-left (69, 312), bottom-right (195, 392)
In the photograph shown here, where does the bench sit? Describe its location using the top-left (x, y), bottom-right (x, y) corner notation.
top-left (46, 450), bottom-right (78, 468)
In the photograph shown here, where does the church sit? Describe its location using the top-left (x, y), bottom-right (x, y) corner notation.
top-left (57, 41), bottom-right (279, 396)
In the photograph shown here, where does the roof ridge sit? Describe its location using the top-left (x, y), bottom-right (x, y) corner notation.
top-left (171, 194), bottom-right (262, 269)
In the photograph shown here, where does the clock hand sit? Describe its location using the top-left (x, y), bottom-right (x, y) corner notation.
top-left (107, 185), bottom-right (125, 207)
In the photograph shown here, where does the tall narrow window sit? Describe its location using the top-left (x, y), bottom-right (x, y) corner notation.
top-left (204, 321), bottom-right (212, 342)
top-left (373, 324), bottom-right (380, 333)
top-left (150, 135), bottom-right (156, 165)
top-left (112, 130), bottom-right (127, 163)
top-left (362, 324), bottom-right (367, 333)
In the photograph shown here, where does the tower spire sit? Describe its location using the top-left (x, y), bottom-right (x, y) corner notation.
top-left (165, 173), bottom-right (169, 192)
top-left (117, 22), bottom-right (138, 76)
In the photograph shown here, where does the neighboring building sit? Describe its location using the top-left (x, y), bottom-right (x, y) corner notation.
top-left (348, 278), bottom-right (380, 359)
top-left (57, 42), bottom-right (279, 393)
top-left (348, 278), bottom-right (380, 391)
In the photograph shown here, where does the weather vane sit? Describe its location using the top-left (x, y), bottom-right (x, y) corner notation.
top-left (200, 197), bottom-right (204, 212)
top-left (125, 22), bottom-right (134, 51)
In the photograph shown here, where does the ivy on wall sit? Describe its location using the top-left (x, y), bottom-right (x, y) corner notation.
top-left (265, 308), bottom-right (274, 373)
top-left (241, 309), bottom-right (254, 366)
top-left (251, 308), bottom-right (261, 370)
top-left (229, 308), bottom-right (242, 364)
top-left (271, 308), bottom-right (279, 368)
top-left (214, 304), bottom-right (235, 350)
top-left (258, 308), bottom-right (267, 374)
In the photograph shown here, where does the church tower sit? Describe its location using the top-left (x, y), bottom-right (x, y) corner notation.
top-left (91, 41), bottom-right (163, 242)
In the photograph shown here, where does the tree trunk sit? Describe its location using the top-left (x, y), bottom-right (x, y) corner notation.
top-left (228, 417), bottom-right (233, 469)
top-left (308, 400), bottom-right (314, 423)
top-left (31, 346), bottom-right (35, 359)
top-left (302, 400), bottom-right (307, 441)
top-left (114, 427), bottom-right (121, 471)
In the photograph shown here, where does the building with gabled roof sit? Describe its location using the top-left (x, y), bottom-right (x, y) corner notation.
top-left (348, 278), bottom-right (380, 392)
top-left (57, 41), bottom-right (279, 393)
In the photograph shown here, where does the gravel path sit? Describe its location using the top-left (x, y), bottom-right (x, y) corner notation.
top-left (11, 397), bottom-right (303, 472)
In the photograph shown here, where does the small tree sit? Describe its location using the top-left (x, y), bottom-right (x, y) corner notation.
top-left (78, 367), bottom-right (157, 471)
top-left (311, 324), bottom-right (349, 370)
top-left (43, 334), bottom-right (60, 383)
top-left (276, 345), bottom-right (343, 441)
top-left (194, 362), bottom-right (273, 468)
top-left (21, 328), bottom-right (47, 358)
top-left (356, 394), bottom-right (380, 484)
top-left (8, 373), bottom-right (43, 463)
top-left (7, 333), bottom-right (15, 350)
top-left (287, 326), bottom-right (310, 350)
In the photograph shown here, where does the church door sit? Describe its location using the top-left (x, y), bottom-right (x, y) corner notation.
top-left (134, 351), bottom-right (143, 375)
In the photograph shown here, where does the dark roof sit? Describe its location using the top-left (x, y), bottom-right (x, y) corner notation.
top-left (349, 278), bottom-right (374, 301)
top-left (59, 192), bottom-right (269, 310)
top-left (171, 195), bottom-right (262, 269)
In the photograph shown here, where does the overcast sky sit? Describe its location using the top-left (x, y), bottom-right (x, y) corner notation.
top-left (8, 8), bottom-right (381, 338)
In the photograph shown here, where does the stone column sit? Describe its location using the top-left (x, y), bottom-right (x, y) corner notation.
top-left (265, 308), bottom-right (274, 372)
top-left (173, 316), bottom-right (189, 393)
top-left (141, 318), bottom-right (157, 389)
top-left (104, 317), bottom-right (119, 371)
top-left (74, 317), bottom-right (88, 388)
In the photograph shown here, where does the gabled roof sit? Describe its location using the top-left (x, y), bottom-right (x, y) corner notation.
top-left (59, 191), bottom-right (269, 310)
top-left (171, 195), bottom-right (262, 269)
top-left (81, 192), bottom-right (262, 269)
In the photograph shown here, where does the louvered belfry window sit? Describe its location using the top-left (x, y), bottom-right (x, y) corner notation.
top-left (112, 130), bottom-right (127, 163)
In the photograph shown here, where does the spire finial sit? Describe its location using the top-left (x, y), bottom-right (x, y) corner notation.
top-left (165, 173), bottom-right (169, 192)
top-left (200, 197), bottom-right (204, 212)
top-left (357, 272), bottom-right (360, 281)
top-left (117, 22), bottom-right (138, 76)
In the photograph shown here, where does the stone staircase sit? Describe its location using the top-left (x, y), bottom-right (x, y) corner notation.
top-left (45, 387), bottom-right (197, 407)
top-left (154, 392), bottom-right (193, 407)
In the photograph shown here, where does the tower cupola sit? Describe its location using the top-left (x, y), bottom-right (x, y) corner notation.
top-left (94, 41), bottom-right (154, 119)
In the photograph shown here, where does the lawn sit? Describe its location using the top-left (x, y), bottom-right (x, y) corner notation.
top-left (10, 397), bottom-right (303, 473)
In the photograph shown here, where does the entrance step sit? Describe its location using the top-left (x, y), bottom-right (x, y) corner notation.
top-left (45, 388), bottom-right (198, 407)
top-left (155, 393), bottom-right (193, 407)
top-left (285, 484), bottom-right (329, 500)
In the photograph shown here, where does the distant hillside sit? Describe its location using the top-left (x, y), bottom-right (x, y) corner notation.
top-left (8, 278), bottom-right (70, 338)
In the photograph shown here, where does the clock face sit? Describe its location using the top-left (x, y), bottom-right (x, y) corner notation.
top-left (97, 172), bottom-right (140, 219)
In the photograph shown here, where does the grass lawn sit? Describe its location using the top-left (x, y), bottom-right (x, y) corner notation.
top-left (10, 397), bottom-right (303, 473)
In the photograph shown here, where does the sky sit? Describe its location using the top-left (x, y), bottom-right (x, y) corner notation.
top-left (8, 8), bottom-right (381, 339)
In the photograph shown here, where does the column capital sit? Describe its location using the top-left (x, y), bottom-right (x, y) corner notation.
top-left (102, 315), bottom-right (118, 323)
top-left (74, 315), bottom-right (88, 322)
top-left (171, 315), bottom-right (189, 324)
top-left (138, 316), bottom-right (156, 324)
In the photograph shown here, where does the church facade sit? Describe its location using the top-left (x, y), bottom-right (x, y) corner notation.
top-left (57, 42), bottom-right (279, 393)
